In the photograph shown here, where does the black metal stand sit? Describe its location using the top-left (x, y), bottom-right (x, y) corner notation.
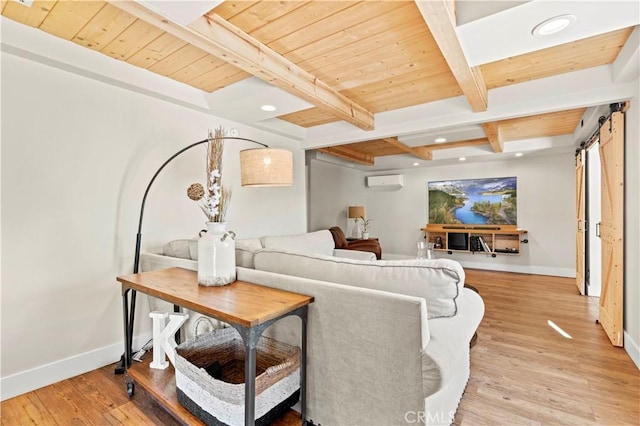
top-left (228, 306), bottom-right (309, 425)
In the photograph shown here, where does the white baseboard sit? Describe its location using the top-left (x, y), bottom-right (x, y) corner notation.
top-left (624, 331), bottom-right (640, 370)
top-left (454, 260), bottom-right (576, 278)
top-left (382, 253), bottom-right (575, 278)
top-left (0, 333), bottom-right (151, 401)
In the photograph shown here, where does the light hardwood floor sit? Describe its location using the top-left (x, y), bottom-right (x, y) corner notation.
top-left (457, 269), bottom-right (639, 425)
top-left (1, 270), bottom-right (638, 425)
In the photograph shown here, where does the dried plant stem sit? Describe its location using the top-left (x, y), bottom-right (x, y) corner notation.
top-left (206, 126), bottom-right (230, 222)
top-left (188, 127), bottom-right (232, 223)
top-left (216, 187), bottom-right (232, 222)
top-left (207, 127), bottom-right (224, 180)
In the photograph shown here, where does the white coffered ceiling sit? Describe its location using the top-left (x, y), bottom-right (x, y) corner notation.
top-left (1, 0), bottom-right (638, 171)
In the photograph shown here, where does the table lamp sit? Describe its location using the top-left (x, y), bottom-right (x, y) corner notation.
top-left (348, 206), bottom-right (365, 237)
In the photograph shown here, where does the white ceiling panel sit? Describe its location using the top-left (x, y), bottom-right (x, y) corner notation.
top-left (457, 0), bottom-right (640, 66)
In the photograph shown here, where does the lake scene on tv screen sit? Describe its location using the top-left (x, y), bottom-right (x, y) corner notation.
top-left (428, 177), bottom-right (517, 225)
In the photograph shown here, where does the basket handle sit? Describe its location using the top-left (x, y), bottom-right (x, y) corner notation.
top-left (265, 360), bottom-right (295, 375)
top-left (193, 316), bottom-right (218, 336)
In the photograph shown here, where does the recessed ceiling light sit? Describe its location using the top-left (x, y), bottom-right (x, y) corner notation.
top-left (459, 157), bottom-right (466, 161)
top-left (413, 162), bottom-right (419, 166)
top-left (434, 137), bottom-right (447, 143)
top-left (532, 14), bottom-right (576, 37)
top-left (261, 104), bottom-right (277, 112)
top-left (515, 152), bottom-right (523, 157)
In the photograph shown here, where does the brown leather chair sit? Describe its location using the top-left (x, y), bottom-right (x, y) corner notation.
top-left (329, 226), bottom-right (382, 260)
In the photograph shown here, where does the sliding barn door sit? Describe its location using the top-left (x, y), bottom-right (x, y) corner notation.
top-left (598, 111), bottom-right (625, 347)
top-left (575, 150), bottom-right (586, 295)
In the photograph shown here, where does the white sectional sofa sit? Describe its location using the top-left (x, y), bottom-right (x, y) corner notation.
top-left (140, 230), bottom-right (484, 425)
top-left (161, 229), bottom-right (377, 267)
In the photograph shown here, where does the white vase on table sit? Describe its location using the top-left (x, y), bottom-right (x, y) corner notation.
top-left (197, 221), bottom-right (236, 286)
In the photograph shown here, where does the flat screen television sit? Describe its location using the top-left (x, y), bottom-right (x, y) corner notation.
top-left (448, 233), bottom-right (469, 251)
top-left (428, 176), bottom-right (517, 225)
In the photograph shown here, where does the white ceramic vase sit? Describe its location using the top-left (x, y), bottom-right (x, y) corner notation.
top-left (362, 232), bottom-right (370, 239)
top-left (197, 222), bottom-right (236, 286)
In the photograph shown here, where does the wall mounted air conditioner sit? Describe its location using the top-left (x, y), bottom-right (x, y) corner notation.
top-left (366, 174), bottom-right (404, 189)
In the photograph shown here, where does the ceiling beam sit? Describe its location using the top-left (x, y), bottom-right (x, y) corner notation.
top-left (482, 123), bottom-right (504, 152)
top-left (423, 138), bottom-right (490, 151)
top-left (108, 1), bottom-right (375, 131)
top-left (383, 137), bottom-right (432, 160)
top-left (317, 147), bottom-right (374, 166)
top-left (412, 146), bottom-right (434, 160)
top-left (414, 0), bottom-right (488, 112)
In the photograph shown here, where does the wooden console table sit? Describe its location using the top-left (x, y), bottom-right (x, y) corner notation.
top-left (422, 224), bottom-right (528, 256)
top-left (117, 267), bottom-right (314, 426)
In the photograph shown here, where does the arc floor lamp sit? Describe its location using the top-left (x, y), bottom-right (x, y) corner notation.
top-left (116, 135), bottom-right (293, 373)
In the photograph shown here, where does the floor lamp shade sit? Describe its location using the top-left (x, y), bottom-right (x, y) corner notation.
top-left (348, 206), bottom-right (365, 218)
top-left (240, 148), bottom-right (293, 187)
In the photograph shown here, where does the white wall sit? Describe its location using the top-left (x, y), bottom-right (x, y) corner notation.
top-left (365, 153), bottom-right (576, 276)
top-left (624, 96), bottom-right (640, 368)
top-left (308, 152), bottom-right (576, 276)
top-left (0, 51), bottom-right (306, 398)
top-left (307, 158), bottom-right (367, 237)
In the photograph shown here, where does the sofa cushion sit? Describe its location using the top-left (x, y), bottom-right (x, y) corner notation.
top-left (260, 230), bottom-right (335, 257)
top-left (333, 249), bottom-right (376, 261)
top-left (162, 239), bottom-right (193, 259)
top-left (253, 249), bottom-right (465, 319)
top-left (188, 239), bottom-right (198, 260)
top-left (164, 237), bottom-right (260, 267)
top-left (235, 238), bottom-right (262, 268)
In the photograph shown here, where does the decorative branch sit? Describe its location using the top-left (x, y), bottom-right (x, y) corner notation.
top-left (186, 127), bottom-right (232, 222)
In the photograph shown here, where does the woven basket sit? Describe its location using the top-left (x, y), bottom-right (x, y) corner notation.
top-left (175, 327), bottom-right (300, 426)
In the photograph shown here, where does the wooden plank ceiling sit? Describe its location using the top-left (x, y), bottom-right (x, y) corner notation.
top-left (1, 1), bottom-right (632, 164)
